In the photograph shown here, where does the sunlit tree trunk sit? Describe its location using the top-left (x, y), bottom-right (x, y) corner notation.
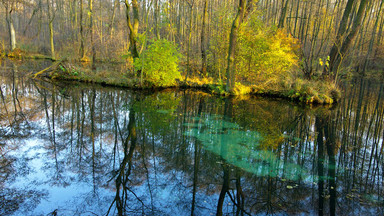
top-left (201, 0), bottom-right (208, 76)
top-left (323, 0), bottom-right (354, 77)
top-left (71, 0), bottom-right (77, 39)
top-left (376, 14), bottom-right (384, 49)
top-left (226, 0), bottom-right (255, 93)
top-left (79, 0), bottom-right (85, 59)
top-left (332, 0), bottom-right (369, 79)
top-left (293, 0), bottom-right (300, 36)
top-left (141, 0), bottom-right (146, 25)
top-left (5, 5), bottom-right (16, 51)
top-left (154, 0), bottom-right (159, 39)
top-left (110, 0), bottom-right (118, 38)
top-left (124, 0), bottom-right (140, 59)
top-left (47, 0), bottom-right (55, 59)
top-left (184, 0), bottom-right (194, 83)
top-left (326, 0), bottom-right (368, 79)
top-left (89, 0), bottom-right (95, 63)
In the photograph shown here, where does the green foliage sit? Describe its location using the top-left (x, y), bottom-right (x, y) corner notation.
top-left (209, 83), bottom-right (227, 95)
top-left (132, 92), bottom-right (181, 134)
top-left (59, 65), bottom-right (66, 72)
top-left (134, 39), bottom-right (181, 87)
top-left (72, 71), bottom-right (79, 76)
top-left (58, 64), bottom-right (80, 77)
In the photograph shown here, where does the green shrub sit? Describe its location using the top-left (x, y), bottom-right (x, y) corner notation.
top-left (134, 39), bottom-right (181, 87)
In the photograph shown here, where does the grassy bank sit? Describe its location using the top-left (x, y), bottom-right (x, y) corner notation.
top-left (45, 61), bottom-right (340, 104)
top-left (2, 32), bottom-right (340, 104)
top-left (1, 46), bottom-right (340, 104)
top-left (2, 48), bottom-right (55, 61)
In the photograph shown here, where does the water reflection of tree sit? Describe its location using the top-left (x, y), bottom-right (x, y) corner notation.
top-left (2, 64), bottom-right (384, 215)
top-left (0, 61), bottom-right (38, 136)
top-left (0, 62), bottom-right (48, 215)
top-left (107, 98), bottom-right (144, 215)
top-left (316, 111), bottom-right (337, 216)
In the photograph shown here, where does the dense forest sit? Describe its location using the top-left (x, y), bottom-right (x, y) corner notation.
top-left (2, 1), bottom-right (384, 215)
top-left (0, 0), bottom-right (383, 97)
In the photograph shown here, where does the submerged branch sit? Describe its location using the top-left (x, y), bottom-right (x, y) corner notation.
top-left (29, 60), bottom-right (63, 79)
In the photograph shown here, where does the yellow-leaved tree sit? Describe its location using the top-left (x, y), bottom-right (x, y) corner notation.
top-left (208, 8), bottom-right (299, 92)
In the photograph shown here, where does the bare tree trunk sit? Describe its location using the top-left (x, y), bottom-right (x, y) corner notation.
top-left (71, 0), bottom-right (77, 39)
top-left (5, 6), bottom-right (16, 51)
top-left (278, 0), bottom-right (289, 28)
top-left (184, 1), bottom-right (194, 83)
top-left (110, 0), bottom-right (118, 38)
top-left (293, 0), bottom-right (300, 36)
top-left (89, 0), bottom-right (95, 63)
top-left (124, 0), bottom-right (140, 59)
top-left (324, 0), bottom-right (354, 77)
top-left (362, 0), bottom-right (384, 75)
top-left (331, 0), bottom-right (369, 80)
top-left (47, 0), bottom-right (55, 59)
top-left (154, 0), bottom-right (159, 39)
top-left (79, 0), bottom-right (85, 59)
top-left (376, 14), bottom-right (384, 49)
top-left (201, 0), bottom-right (208, 76)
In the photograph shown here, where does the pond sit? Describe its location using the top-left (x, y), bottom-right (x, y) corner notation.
top-left (1, 60), bottom-right (383, 215)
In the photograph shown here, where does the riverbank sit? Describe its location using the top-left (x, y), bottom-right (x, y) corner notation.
top-left (42, 61), bottom-right (340, 104)
top-left (2, 48), bottom-right (55, 61)
top-left (0, 54), bottom-right (339, 104)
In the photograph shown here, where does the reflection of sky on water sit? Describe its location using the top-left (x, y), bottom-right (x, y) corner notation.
top-left (1, 66), bottom-right (384, 215)
top-left (6, 138), bottom-right (109, 215)
top-left (4, 135), bottom-right (222, 216)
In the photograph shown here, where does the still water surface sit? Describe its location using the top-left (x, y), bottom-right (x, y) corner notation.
top-left (1, 60), bottom-right (384, 215)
